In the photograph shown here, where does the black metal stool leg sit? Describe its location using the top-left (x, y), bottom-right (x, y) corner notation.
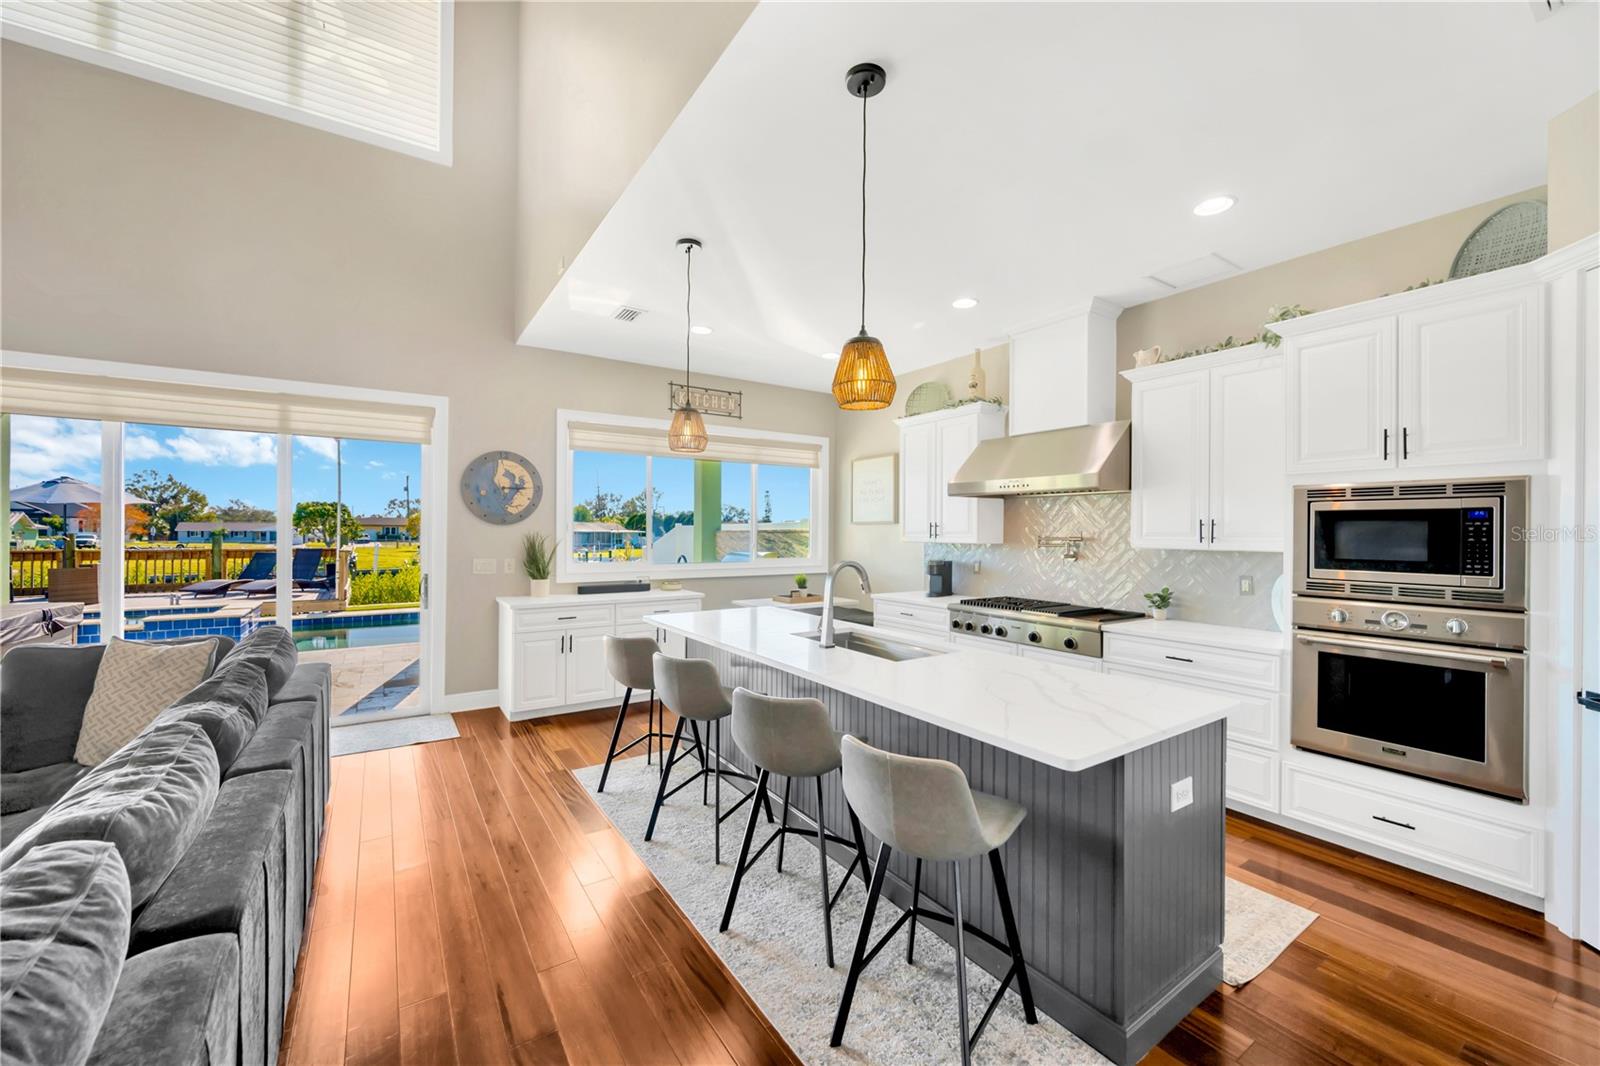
top-left (906, 858), bottom-right (923, 963)
top-left (776, 776), bottom-right (793, 872)
top-left (830, 841), bottom-right (891, 1048)
top-left (646, 687), bottom-right (655, 766)
top-left (848, 808), bottom-right (872, 889)
top-left (644, 719), bottom-right (686, 842)
top-left (952, 866), bottom-right (973, 1066)
top-left (713, 719), bottom-right (723, 863)
top-left (596, 688), bottom-right (632, 793)
top-left (815, 776), bottom-right (834, 967)
top-left (989, 848), bottom-right (1037, 1023)
top-left (719, 768), bottom-right (768, 932)
top-left (688, 722), bottom-right (708, 799)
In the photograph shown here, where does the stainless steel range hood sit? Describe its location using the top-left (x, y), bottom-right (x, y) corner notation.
top-left (947, 420), bottom-right (1131, 498)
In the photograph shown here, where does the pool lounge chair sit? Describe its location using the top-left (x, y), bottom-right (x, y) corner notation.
top-left (239, 548), bottom-right (327, 595)
top-left (183, 551), bottom-right (273, 596)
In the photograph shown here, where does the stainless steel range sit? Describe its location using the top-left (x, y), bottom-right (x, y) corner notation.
top-left (947, 596), bottom-right (1144, 658)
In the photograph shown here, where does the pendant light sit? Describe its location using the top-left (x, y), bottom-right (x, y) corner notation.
top-left (832, 61), bottom-right (896, 411)
top-left (668, 236), bottom-right (709, 453)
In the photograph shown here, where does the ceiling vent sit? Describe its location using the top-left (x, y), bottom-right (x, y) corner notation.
top-left (613, 306), bottom-right (647, 323)
top-left (1146, 253), bottom-right (1240, 291)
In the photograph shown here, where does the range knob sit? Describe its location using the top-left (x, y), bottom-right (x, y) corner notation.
top-left (1380, 610), bottom-right (1410, 632)
top-left (1444, 617), bottom-right (1469, 637)
top-left (1328, 608), bottom-right (1350, 624)
top-left (963, 622), bottom-right (975, 632)
top-left (994, 627), bottom-right (1008, 638)
top-left (1063, 637), bottom-right (1078, 651)
top-left (979, 624), bottom-right (992, 635)
top-left (1027, 631), bottom-right (1041, 643)
top-left (951, 619), bottom-right (962, 630)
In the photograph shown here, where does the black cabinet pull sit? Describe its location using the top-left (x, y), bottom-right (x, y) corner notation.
top-left (1402, 427), bottom-right (1410, 460)
top-left (1209, 518), bottom-right (1216, 544)
top-left (1164, 655), bottom-right (1194, 663)
top-left (1383, 427), bottom-right (1389, 460)
top-left (558, 615), bottom-right (578, 620)
top-left (1371, 814), bottom-right (1415, 831)
top-left (1198, 519), bottom-right (1204, 544)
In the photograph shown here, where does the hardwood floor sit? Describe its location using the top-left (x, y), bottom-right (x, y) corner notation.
top-left (281, 706), bottom-right (1600, 1065)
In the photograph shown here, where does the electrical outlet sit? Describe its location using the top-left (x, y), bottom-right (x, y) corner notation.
top-left (472, 558), bottom-right (496, 575)
top-left (1170, 776), bottom-right (1194, 812)
top-left (503, 559), bottom-right (515, 574)
top-left (1239, 575), bottom-right (1254, 595)
top-left (972, 561), bottom-right (982, 574)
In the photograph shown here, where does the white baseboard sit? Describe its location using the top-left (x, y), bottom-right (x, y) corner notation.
top-left (438, 688), bottom-right (499, 714)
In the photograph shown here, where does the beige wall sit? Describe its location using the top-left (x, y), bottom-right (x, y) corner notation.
top-left (0, 5), bottom-right (831, 699)
top-left (1114, 187), bottom-right (1546, 418)
top-left (515, 2), bottom-right (753, 330)
top-left (1548, 92), bottom-right (1599, 249)
top-left (830, 345), bottom-right (1010, 597)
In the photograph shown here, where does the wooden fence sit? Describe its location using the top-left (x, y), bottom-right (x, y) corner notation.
top-left (8, 547), bottom-right (324, 593)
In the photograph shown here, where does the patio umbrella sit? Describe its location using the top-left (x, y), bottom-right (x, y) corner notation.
top-left (9, 475), bottom-right (154, 519)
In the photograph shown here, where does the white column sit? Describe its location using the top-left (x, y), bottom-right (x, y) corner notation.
top-left (275, 433), bottom-right (293, 630)
top-left (98, 422), bottom-right (125, 640)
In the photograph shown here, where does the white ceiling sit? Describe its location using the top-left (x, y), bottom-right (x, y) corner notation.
top-left (518, 2), bottom-right (1598, 392)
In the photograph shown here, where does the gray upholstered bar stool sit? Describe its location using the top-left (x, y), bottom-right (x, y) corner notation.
top-left (719, 689), bottom-right (873, 967)
top-left (830, 736), bottom-right (1037, 1065)
top-left (645, 653), bottom-right (771, 863)
top-left (599, 633), bottom-right (708, 792)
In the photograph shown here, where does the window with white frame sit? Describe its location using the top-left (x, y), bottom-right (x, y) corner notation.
top-left (558, 412), bottom-right (828, 580)
top-left (1, 0), bottom-right (452, 163)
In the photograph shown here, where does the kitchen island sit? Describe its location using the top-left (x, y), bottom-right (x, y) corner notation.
top-left (653, 605), bottom-right (1238, 1065)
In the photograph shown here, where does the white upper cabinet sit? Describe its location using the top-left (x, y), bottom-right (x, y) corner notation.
top-left (1287, 319), bottom-right (1397, 473)
top-left (1124, 346), bottom-right (1285, 552)
top-left (897, 403), bottom-right (1006, 544)
top-left (1279, 273), bottom-right (1547, 476)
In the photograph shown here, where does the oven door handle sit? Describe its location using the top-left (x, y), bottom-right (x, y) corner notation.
top-left (1294, 632), bottom-right (1512, 669)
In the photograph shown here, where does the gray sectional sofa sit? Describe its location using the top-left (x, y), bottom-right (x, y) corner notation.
top-left (0, 628), bottom-right (330, 1066)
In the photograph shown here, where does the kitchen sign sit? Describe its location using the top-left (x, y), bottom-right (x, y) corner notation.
top-left (668, 383), bottom-right (742, 419)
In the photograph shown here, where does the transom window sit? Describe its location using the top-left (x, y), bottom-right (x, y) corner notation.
top-left (557, 411), bottom-right (828, 580)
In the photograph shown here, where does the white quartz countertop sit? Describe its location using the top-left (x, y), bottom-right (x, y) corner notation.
top-left (1104, 618), bottom-right (1287, 654)
top-left (654, 607), bottom-right (1237, 772)
top-left (869, 590), bottom-right (965, 608)
top-left (497, 589), bottom-right (704, 608)
top-left (731, 596), bottom-right (857, 609)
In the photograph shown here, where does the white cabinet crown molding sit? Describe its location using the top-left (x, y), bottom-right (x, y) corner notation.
top-left (892, 400), bottom-right (1005, 428)
top-left (1119, 342), bottom-right (1273, 383)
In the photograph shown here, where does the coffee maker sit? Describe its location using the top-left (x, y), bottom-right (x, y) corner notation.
top-left (926, 560), bottom-right (953, 597)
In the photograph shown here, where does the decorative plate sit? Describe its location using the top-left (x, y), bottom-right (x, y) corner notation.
top-left (1450, 201), bottom-right (1548, 279)
top-left (460, 450), bottom-right (541, 524)
top-left (904, 381), bottom-right (952, 417)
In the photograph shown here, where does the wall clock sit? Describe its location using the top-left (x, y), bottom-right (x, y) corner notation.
top-left (460, 450), bottom-right (542, 524)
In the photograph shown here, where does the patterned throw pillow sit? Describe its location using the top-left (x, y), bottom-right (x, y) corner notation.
top-left (72, 639), bottom-right (216, 766)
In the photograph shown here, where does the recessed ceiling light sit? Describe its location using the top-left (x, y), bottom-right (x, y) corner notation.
top-left (691, 324), bottom-right (713, 335)
top-left (951, 297), bottom-right (979, 310)
top-left (1192, 195), bottom-right (1236, 217)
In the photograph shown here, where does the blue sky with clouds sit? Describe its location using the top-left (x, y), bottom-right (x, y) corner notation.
top-left (9, 416), bottom-right (421, 517)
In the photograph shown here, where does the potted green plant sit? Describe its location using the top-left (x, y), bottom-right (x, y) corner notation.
top-left (792, 573), bottom-right (809, 600)
top-left (521, 532), bottom-right (557, 597)
top-left (1143, 586), bottom-right (1173, 621)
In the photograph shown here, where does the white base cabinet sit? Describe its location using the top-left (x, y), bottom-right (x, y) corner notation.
top-left (497, 593), bottom-right (702, 720)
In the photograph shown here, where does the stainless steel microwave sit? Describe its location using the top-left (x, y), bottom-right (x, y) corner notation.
top-left (1293, 477), bottom-right (1528, 611)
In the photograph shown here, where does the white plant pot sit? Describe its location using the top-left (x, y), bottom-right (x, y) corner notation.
top-left (1150, 608), bottom-right (1169, 621)
top-left (527, 578), bottom-right (551, 597)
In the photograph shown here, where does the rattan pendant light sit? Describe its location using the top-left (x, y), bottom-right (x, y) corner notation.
top-left (832, 62), bottom-right (896, 411)
top-left (668, 236), bottom-right (709, 453)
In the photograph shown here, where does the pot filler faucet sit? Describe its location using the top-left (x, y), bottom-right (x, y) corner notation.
top-left (819, 560), bottom-right (872, 648)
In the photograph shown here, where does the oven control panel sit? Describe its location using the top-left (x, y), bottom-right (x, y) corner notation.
top-left (1292, 596), bottom-right (1527, 651)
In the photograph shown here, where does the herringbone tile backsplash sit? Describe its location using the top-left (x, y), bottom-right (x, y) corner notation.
top-left (927, 494), bottom-right (1285, 630)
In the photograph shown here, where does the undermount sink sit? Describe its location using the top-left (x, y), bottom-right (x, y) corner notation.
top-left (798, 629), bottom-right (943, 662)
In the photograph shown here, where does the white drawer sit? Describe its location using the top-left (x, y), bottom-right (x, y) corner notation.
top-left (872, 620), bottom-right (951, 645)
top-left (1103, 634), bottom-right (1281, 692)
top-left (1104, 663), bottom-right (1277, 747)
top-left (513, 604), bottom-right (614, 631)
top-left (1226, 743), bottom-right (1278, 810)
top-left (614, 598), bottom-right (699, 625)
top-left (1282, 763), bottom-right (1541, 895)
top-left (874, 601), bottom-right (950, 631)
top-left (1017, 646), bottom-right (1103, 672)
top-left (951, 633), bottom-right (1014, 653)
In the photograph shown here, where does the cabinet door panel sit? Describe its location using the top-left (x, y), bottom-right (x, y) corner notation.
top-left (1130, 370), bottom-right (1210, 548)
top-left (565, 628), bottom-right (616, 705)
top-left (1398, 285), bottom-right (1544, 466)
top-left (1287, 319), bottom-right (1397, 474)
top-left (933, 415), bottom-right (979, 542)
top-left (1209, 358), bottom-right (1287, 551)
top-left (514, 633), bottom-right (565, 712)
top-left (900, 422), bottom-right (936, 541)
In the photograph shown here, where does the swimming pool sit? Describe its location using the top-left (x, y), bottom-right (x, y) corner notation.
top-left (78, 609), bottom-right (419, 647)
top-left (294, 622), bottom-right (420, 651)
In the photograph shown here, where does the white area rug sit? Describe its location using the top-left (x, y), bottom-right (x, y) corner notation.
top-left (330, 714), bottom-right (459, 757)
top-left (573, 758), bottom-right (1316, 1065)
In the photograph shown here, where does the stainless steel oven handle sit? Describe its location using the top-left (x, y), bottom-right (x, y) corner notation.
top-left (1294, 632), bottom-right (1511, 669)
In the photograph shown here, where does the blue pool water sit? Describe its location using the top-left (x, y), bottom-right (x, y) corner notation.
top-left (294, 622), bottom-right (420, 651)
top-left (78, 610), bottom-right (419, 647)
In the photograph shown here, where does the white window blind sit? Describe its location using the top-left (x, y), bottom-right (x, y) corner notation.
top-left (0, 367), bottom-right (434, 444)
top-left (568, 421), bottom-right (821, 468)
top-left (1, 0), bottom-right (450, 162)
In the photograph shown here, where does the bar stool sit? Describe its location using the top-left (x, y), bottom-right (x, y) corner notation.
top-left (719, 689), bottom-right (873, 967)
top-left (597, 635), bottom-right (671, 792)
top-left (645, 653), bottom-right (771, 863)
top-left (830, 736), bottom-right (1037, 1065)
